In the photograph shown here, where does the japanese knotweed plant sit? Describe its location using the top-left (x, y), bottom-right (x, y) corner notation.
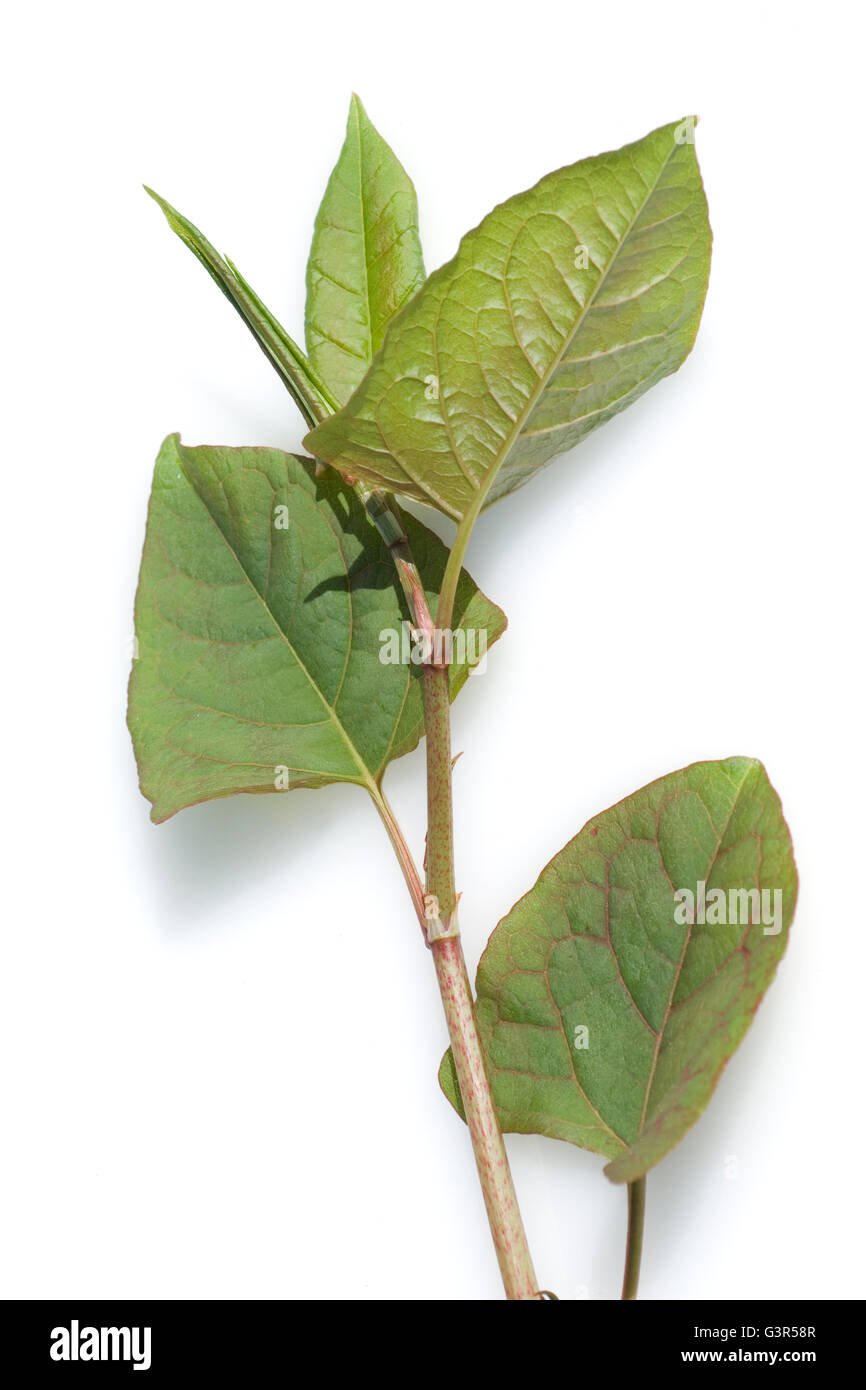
top-left (129, 99), bottom-right (797, 1301)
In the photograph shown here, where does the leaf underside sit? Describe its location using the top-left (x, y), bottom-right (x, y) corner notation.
top-left (128, 435), bottom-right (505, 822)
top-left (439, 758), bottom-right (796, 1182)
top-left (305, 118), bottom-right (711, 522)
top-left (305, 94), bottom-right (426, 407)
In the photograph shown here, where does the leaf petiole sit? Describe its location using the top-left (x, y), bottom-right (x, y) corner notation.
top-left (368, 782), bottom-right (426, 937)
top-left (621, 1177), bottom-right (646, 1300)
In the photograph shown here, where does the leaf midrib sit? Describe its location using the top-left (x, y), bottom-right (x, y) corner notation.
top-left (352, 99), bottom-right (375, 369)
top-left (171, 443), bottom-right (378, 793)
top-left (451, 135), bottom-right (681, 531)
top-left (365, 135), bottom-right (682, 522)
top-left (636, 762), bottom-right (757, 1134)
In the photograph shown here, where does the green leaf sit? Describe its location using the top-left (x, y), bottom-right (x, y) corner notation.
top-left (145, 187), bottom-right (338, 426)
top-left (439, 758), bottom-right (796, 1182)
top-left (305, 94), bottom-right (426, 406)
top-left (128, 435), bottom-right (505, 822)
top-left (305, 118), bottom-right (711, 522)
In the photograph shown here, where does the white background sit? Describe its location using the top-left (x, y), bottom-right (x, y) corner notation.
top-left (4, 0), bottom-right (864, 1301)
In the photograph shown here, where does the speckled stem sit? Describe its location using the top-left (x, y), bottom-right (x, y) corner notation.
top-left (422, 664), bottom-right (540, 1300)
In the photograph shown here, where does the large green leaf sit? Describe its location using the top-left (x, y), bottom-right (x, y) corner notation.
top-left (440, 758), bottom-right (796, 1182)
top-left (128, 435), bottom-right (504, 822)
top-left (305, 94), bottom-right (426, 406)
top-left (305, 119), bottom-right (711, 522)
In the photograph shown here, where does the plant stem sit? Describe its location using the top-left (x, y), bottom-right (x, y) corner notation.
top-left (153, 184), bottom-right (540, 1296)
top-left (621, 1177), bottom-right (646, 1300)
top-left (422, 663), bottom-right (540, 1300)
top-left (431, 935), bottom-right (539, 1299)
top-left (370, 703), bottom-right (539, 1299)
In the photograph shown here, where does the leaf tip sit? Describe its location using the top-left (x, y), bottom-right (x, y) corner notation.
top-left (143, 184), bottom-right (167, 211)
top-left (143, 185), bottom-right (181, 232)
top-left (347, 92), bottom-right (368, 131)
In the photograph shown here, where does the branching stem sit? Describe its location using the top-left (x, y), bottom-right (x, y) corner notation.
top-left (421, 664), bottom-right (540, 1300)
top-left (153, 183), bottom-right (542, 1299)
top-left (372, 672), bottom-right (540, 1299)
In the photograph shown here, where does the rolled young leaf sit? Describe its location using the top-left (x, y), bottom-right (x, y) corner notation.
top-left (128, 436), bottom-right (505, 822)
top-left (305, 118), bottom-right (711, 521)
top-left (305, 94), bottom-right (426, 406)
top-left (145, 187), bottom-right (336, 426)
top-left (439, 758), bottom-right (796, 1182)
